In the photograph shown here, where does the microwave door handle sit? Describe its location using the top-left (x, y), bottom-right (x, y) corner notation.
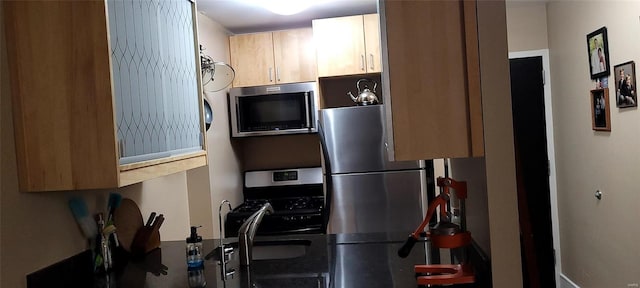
top-left (304, 92), bottom-right (311, 129)
top-left (236, 101), bottom-right (242, 133)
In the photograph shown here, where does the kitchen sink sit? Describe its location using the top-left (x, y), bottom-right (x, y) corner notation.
top-left (207, 239), bottom-right (311, 261)
top-left (252, 240), bottom-right (310, 260)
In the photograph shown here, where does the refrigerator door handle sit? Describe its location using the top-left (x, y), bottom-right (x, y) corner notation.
top-left (318, 122), bottom-right (333, 233)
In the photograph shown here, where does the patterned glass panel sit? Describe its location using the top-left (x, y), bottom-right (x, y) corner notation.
top-left (108, 0), bottom-right (202, 164)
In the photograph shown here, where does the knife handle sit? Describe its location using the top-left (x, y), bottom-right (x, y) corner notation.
top-left (151, 214), bottom-right (164, 231)
top-left (146, 212), bottom-right (156, 227)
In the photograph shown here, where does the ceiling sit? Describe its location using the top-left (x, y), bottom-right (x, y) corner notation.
top-left (197, 0), bottom-right (378, 34)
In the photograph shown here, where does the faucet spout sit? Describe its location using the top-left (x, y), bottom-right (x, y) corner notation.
top-left (238, 203), bottom-right (274, 266)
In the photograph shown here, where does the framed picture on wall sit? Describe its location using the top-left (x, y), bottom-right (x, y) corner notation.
top-left (614, 61), bottom-right (637, 108)
top-left (591, 88), bottom-right (611, 131)
top-left (586, 27), bottom-right (610, 79)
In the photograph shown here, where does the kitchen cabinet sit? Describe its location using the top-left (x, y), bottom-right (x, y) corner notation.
top-left (363, 14), bottom-right (382, 74)
top-left (272, 29), bottom-right (317, 84)
top-left (3, 0), bottom-right (207, 192)
top-left (313, 14), bottom-right (381, 77)
top-left (379, 0), bottom-right (484, 161)
top-left (230, 28), bottom-right (316, 87)
top-left (229, 32), bottom-right (274, 87)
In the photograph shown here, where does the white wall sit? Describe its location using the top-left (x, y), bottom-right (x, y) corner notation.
top-left (186, 14), bottom-right (244, 240)
top-left (506, 1), bottom-right (549, 52)
top-left (450, 158), bottom-right (491, 255)
top-left (546, 1), bottom-right (640, 287)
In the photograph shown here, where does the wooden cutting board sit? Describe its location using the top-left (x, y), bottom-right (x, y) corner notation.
top-left (113, 198), bottom-right (144, 252)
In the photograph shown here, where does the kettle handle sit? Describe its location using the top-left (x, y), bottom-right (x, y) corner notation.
top-left (357, 78), bottom-right (377, 92)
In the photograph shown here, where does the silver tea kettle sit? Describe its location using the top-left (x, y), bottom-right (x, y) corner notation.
top-left (347, 78), bottom-right (379, 106)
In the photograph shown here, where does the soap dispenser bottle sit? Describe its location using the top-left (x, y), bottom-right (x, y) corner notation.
top-left (186, 226), bottom-right (206, 287)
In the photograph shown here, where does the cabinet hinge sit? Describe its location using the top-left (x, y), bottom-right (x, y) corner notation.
top-left (542, 69), bottom-right (546, 85)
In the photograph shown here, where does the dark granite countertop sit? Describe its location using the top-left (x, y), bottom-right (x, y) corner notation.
top-left (27, 232), bottom-right (490, 288)
top-left (111, 233), bottom-right (427, 288)
top-left (96, 232), bottom-right (490, 288)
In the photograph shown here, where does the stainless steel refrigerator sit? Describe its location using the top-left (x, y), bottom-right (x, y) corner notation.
top-left (318, 105), bottom-right (434, 235)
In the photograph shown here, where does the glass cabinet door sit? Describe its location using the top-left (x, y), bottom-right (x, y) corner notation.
top-left (107, 0), bottom-right (202, 165)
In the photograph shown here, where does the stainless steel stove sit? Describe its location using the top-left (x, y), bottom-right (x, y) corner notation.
top-left (224, 167), bottom-right (325, 237)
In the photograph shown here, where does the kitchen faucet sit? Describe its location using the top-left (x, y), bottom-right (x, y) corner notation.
top-left (218, 200), bottom-right (234, 279)
top-left (238, 202), bottom-right (274, 266)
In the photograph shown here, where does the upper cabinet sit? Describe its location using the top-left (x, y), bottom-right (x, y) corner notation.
top-left (230, 28), bottom-right (316, 87)
top-left (272, 29), bottom-right (318, 84)
top-left (380, 0), bottom-right (484, 161)
top-left (230, 32), bottom-right (275, 87)
top-left (363, 14), bottom-right (382, 74)
top-left (313, 14), bottom-right (381, 77)
top-left (3, 0), bottom-right (206, 192)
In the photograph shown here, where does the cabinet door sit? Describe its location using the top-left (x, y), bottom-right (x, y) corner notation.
top-left (108, 0), bottom-right (203, 165)
top-left (380, 0), bottom-right (483, 160)
top-left (273, 28), bottom-right (317, 84)
top-left (313, 15), bottom-right (366, 77)
top-left (230, 32), bottom-right (275, 87)
top-left (4, 0), bottom-right (120, 191)
top-left (363, 14), bottom-right (382, 73)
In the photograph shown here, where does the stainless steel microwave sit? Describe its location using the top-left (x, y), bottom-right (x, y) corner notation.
top-left (229, 82), bottom-right (318, 137)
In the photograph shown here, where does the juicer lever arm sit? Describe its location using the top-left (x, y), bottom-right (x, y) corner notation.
top-left (398, 196), bottom-right (447, 258)
top-left (398, 177), bottom-right (467, 258)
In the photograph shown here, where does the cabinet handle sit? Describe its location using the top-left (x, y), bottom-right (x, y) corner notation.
top-left (269, 67), bottom-right (273, 82)
top-left (276, 67), bottom-right (280, 82)
top-left (304, 92), bottom-right (311, 128)
top-left (370, 54), bottom-right (374, 71)
top-left (360, 55), bottom-right (365, 71)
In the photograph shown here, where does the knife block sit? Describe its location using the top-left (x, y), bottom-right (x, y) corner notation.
top-left (131, 226), bottom-right (161, 256)
top-left (113, 198), bottom-right (162, 256)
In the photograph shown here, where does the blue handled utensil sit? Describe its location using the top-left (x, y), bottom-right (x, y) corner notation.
top-left (68, 197), bottom-right (98, 240)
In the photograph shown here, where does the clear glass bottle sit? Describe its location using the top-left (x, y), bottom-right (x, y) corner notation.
top-left (186, 226), bottom-right (206, 287)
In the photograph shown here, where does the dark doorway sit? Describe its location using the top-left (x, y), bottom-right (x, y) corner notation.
top-left (509, 56), bottom-right (556, 288)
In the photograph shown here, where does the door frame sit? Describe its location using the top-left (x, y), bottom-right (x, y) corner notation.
top-left (508, 49), bottom-right (561, 287)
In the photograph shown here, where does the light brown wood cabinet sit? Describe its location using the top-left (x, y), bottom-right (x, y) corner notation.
top-left (230, 28), bottom-right (316, 87)
top-left (313, 14), bottom-right (381, 77)
top-left (363, 14), bottom-right (382, 74)
top-left (3, 0), bottom-right (207, 192)
top-left (380, 0), bottom-right (484, 161)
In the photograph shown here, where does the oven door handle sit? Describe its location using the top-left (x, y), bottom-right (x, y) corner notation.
top-left (304, 92), bottom-right (312, 129)
top-left (265, 227), bottom-right (322, 235)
